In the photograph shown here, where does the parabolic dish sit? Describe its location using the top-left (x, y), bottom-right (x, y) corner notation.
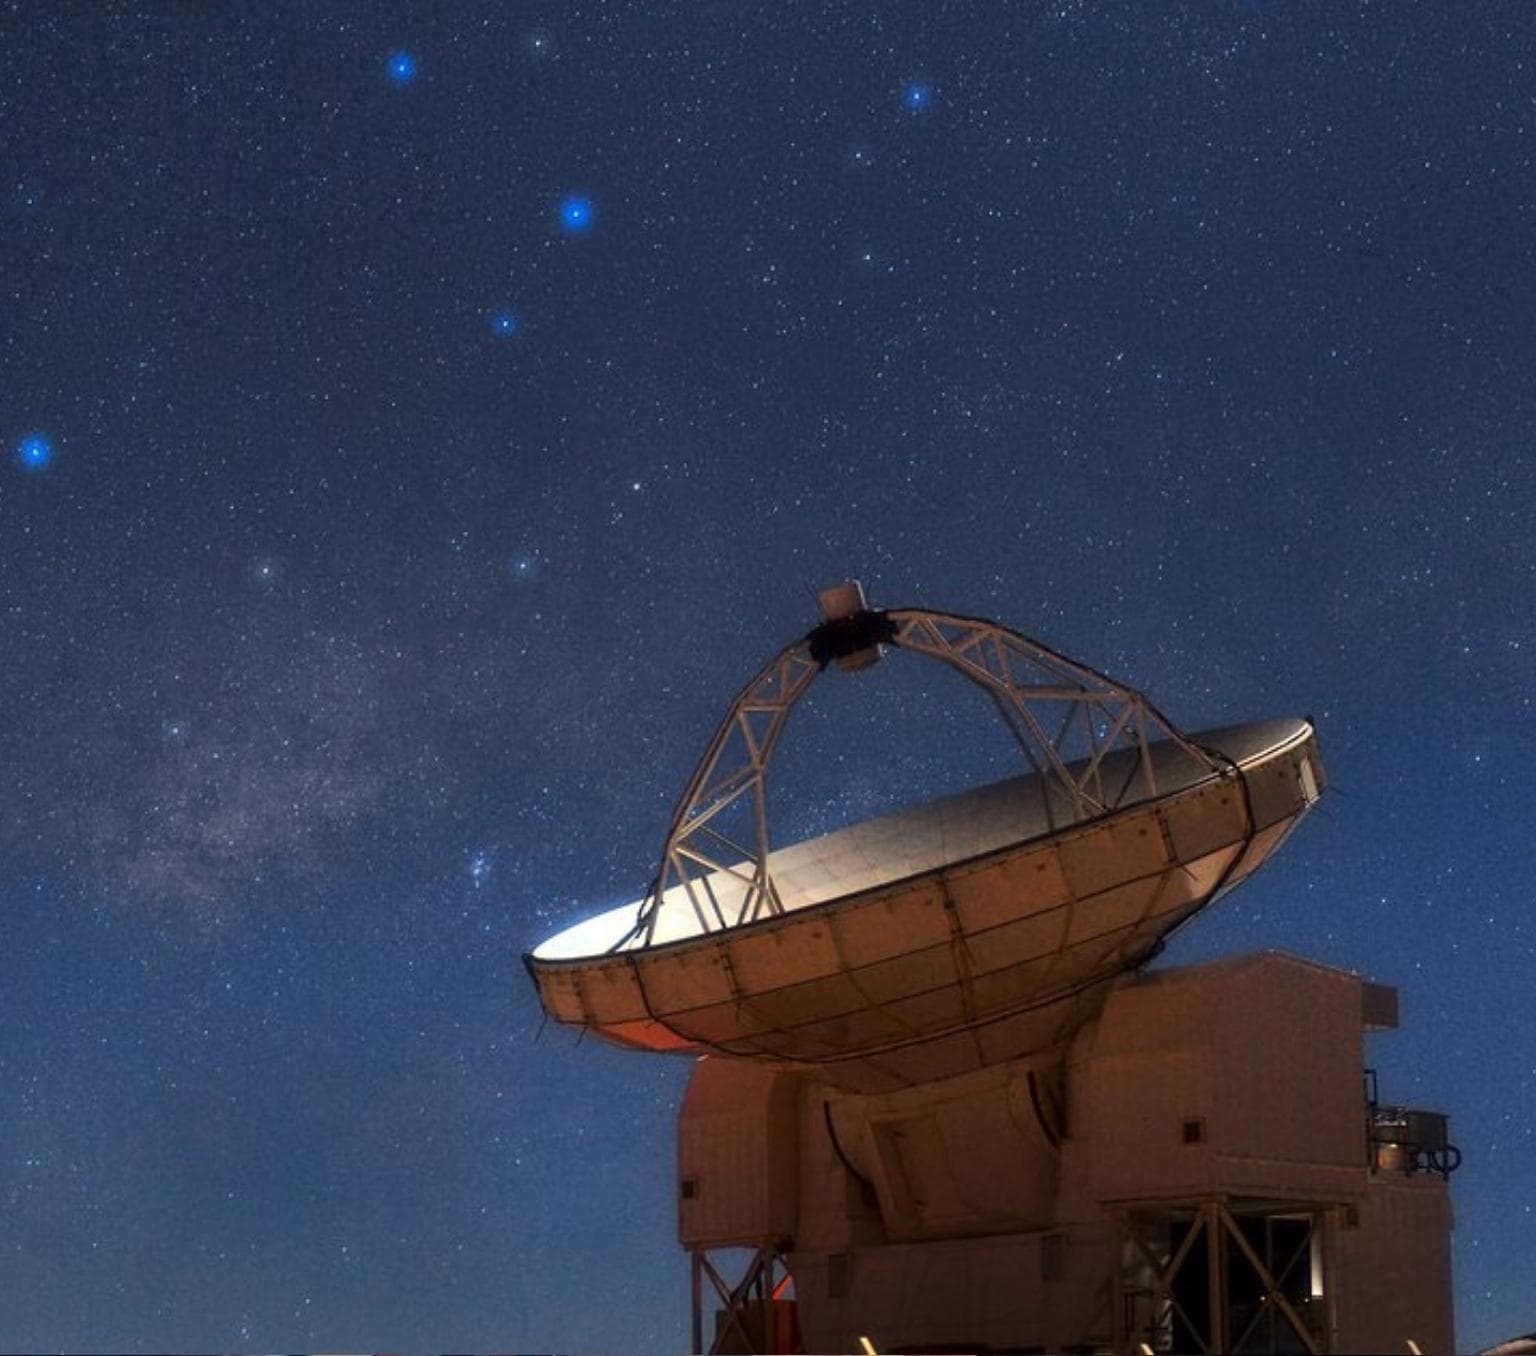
top-left (524, 599), bottom-right (1326, 1092)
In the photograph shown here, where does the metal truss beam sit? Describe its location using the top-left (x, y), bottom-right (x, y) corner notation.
top-left (627, 606), bottom-right (1224, 948)
top-left (1114, 1198), bottom-right (1329, 1355)
top-left (690, 1243), bottom-right (798, 1355)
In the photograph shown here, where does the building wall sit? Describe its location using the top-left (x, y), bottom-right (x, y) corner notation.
top-left (790, 1226), bottom-right (1117, 1355)
top-left (677, 1057), bottom-right (800, 1250)
top-left (1334, 1178), bottom-right (1455, 1354)
top-left (1058, 953), bottom-right (1372, 1216)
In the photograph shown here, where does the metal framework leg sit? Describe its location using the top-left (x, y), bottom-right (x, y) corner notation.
top-left (692, 1250), bottom-right (704, 1356)
top-left (1116, 1199), bottom-right (1331, 1355)
top-left (688, 1243), bottom-right (799, 1355)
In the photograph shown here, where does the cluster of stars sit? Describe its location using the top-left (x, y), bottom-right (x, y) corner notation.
top-left (377, 37), bottom-right (592, 357)
top-left (380, 41), bottom-right (599, 346)
top-left (468, 850), bottom-right (491, 889)
top-left (364, 53), bottom-right (929, 353)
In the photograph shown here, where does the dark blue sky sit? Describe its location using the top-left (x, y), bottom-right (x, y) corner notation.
top-left (1, 2), bottom-right (1532, 1350)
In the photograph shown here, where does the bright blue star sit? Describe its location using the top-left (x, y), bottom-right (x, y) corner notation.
top-left (903, 81), bottom-right (931, 111)
top-left (491, 310), bottom-right (519, 338)
top-left (16, 434), bottom-right (52, 471)
top-left (558, 195), bottom-right (594, 233)
top-left (386, 50), bottom-right (417, 85)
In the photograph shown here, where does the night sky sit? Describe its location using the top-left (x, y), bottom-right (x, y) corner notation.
top-left (2, 3), bottom-right (1533, 1351)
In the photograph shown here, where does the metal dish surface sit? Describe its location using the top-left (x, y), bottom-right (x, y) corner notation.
top-left (526, 718), bottom-right (1323, 1091)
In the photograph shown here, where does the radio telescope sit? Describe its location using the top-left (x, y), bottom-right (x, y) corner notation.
top-left (524, 585), bottom-right (1456, 1355)
top-left (527, 584), bottom-right (1321, 1090)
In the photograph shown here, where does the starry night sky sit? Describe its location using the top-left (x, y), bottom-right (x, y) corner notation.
top-left (2, 3), bottom-right (1533, 1351)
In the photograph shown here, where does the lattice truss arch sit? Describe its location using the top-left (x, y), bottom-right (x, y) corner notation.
top-left (629, 608), bottom-right (1225, 948)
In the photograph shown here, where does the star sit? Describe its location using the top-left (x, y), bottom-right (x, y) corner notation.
top-left (490, 309), bottom-right (519, 337)
top-left (903, 81), bottom-right (931, 111)
top-left (558, 195), bottom-right (594, 233)
top-left (16, 433), bottom-right (52, 470)
top-left (249, 556), bottom-right (282, 587)
top-left (385, 50), bottom-right (417, 85)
